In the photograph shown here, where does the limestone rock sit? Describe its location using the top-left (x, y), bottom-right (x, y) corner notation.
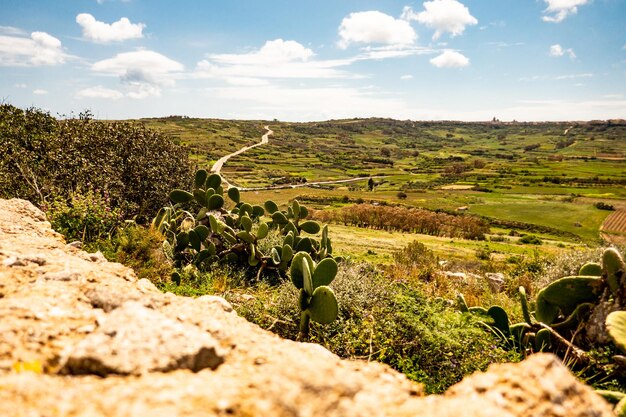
top-left (61, 302), bottom-right (225, 376)
top-left (485, 272), bottom-right (505, 293)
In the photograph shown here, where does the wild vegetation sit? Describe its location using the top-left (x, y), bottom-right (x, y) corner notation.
top-left (0, 104), bottom-right (192, 225)
top-left (2, 103), bottom-right (626, 395)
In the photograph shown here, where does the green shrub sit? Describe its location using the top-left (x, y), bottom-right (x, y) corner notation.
top-left (45, 189), bottom-right (124, 243)
top-left (0, 103), bottom-right (192, 220)
top-left (519, 234), bottom-right (542, 245)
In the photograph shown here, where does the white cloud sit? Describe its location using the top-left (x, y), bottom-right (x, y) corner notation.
top-left (429, 50), bottom-right (470, 68)
top-left (542, 0), bottom-right (590, 23)
top-left (400, 74), bottom-right (413, 80)
top-left (92, 50), bottom-right (184, 98)
top-left (76, 13), bottom-right (145, 43)
top-left (33, 89), bottom-right (48, 95)
top-left (338, 11), bottom-right (416, 49)
top-left (195, 39), bottom-right (431, 83)
top-left (357, 44), bottom-right (433, 60)
top-left (195, 39), bottom-right (355, 80)
top-left (486, 41), bottom-right (525, 48)
top-left (0, 31), bottom-right (68, 66)
top-left (14, 83), bottom-right (27, 88)
top-left (553, 73), bottom-right (591, 80)
top-left (210, 39), bottom-right (314, 65)
top-left (0, 26), bottom-right (26, 36)
top-left (402, 0), bottom-right (477, 40)
top-left (549, 44), bottom-right (576, 58)
top-left (76, 86), bottom-right (124, 100)
top-left (519, 73), bottom-right (592, 81)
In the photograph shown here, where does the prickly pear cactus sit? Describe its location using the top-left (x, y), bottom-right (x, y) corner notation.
top-left (290, 251), bottom-right (339, 341)
top-left (461, 247), bottom-right (626, 365)
top-left (153, 170), bottom-right (336, 286)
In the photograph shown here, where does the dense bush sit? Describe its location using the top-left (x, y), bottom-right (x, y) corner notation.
top-left (0, 104), bottom-right (192, 221)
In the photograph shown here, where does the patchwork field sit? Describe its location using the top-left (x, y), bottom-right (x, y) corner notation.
top-left (140, 117), bottom-right (626, 260)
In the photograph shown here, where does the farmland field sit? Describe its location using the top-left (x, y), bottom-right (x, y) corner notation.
top-left (139, 117), bottom-right (626, 259)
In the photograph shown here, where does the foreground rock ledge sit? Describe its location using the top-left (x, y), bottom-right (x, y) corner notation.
top-left (0, 199), bottom-right (613, 417)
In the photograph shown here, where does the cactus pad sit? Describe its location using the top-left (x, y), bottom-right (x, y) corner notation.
top-left (579, 262), bottom-right (602, 277)
top-left (206, 174), bottom-right (221, 190)
top-left (227, 187), bottom-right (240, 204)
top-left (606, 311), bottom-right (626, 355)
top-left (290, 252), bottom-right (315, 290)
top-left (308, 286), bottom-right (339, 324)
top-left (487, 306), bottom-right (509, 335)
top-left (312, 257), bottom-right (338, 288)
top-left (300, 220), bottom-right (321, 234)
top-left (534, 292), bottom-right (559, 324)
top-left (540, 276), bottom-right (603, 309)
top-left (534, 328), bottom-right (551, 351)
top-left (194, 169), bottom-right (209, 189)
top-left (208, 194), bottom-right (224, 210)
top-left (169, 189), bottom-right (194, 204)
top-left (264, 200), bottom-right (279, 214)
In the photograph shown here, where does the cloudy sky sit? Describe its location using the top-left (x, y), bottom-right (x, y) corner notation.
top-left (1, 0), bottom-right (625, 121)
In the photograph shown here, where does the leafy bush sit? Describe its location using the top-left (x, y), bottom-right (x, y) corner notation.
top-left (44, 189), bottom-right (124, 243)
top-left (0, 104), bottom-right (192, 220)
top-left (519, 234), bottom-right (542, 245)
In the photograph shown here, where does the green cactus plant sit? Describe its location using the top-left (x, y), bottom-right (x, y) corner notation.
top-left (290, 251), bottom-right (339, 341)
top-left (603, 248), bottom-right (625, 295)
top-left (153, 170), bottom-right (335, 286)
top-left (519, 286), bottom-right (532, 325)
top-left (534, 328), bottom-right (551, 351)
top-left (487, 306), bottom-right (509, 336)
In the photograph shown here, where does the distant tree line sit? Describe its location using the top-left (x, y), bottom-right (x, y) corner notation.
top-left (310, 203), bottom-right (489, 240)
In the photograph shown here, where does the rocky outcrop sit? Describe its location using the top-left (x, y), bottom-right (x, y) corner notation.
top-left (0, 199), bottom-right (615, 416)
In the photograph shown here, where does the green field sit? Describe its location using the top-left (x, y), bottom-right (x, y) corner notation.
top-left (139, 117), bottom-right (626, 259)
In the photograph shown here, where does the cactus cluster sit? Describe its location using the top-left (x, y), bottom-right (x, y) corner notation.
top-left (458, 247), bottom-right (626, 360)
top-left (151, 169), bottom-right (340, 341)
top-left (152, 169), bottom-right (335, 282)
top-left (290, 252), bottom-right (339, 341)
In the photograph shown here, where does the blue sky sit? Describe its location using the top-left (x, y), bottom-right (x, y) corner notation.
top-left (1, 0), bottom-right (625, 121)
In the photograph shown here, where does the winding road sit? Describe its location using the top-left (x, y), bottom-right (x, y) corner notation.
top-left (211, 125), bottom-right (384, 191)
top-left (210, 125), bottom-right (273, 187)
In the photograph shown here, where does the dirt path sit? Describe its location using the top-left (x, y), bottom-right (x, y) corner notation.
top-left (211, 126), bottom-right (385, 191)
top-left (210, 125), bottom-right (273, 186)
top-left (240, 176), bottom-right (385, 192)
